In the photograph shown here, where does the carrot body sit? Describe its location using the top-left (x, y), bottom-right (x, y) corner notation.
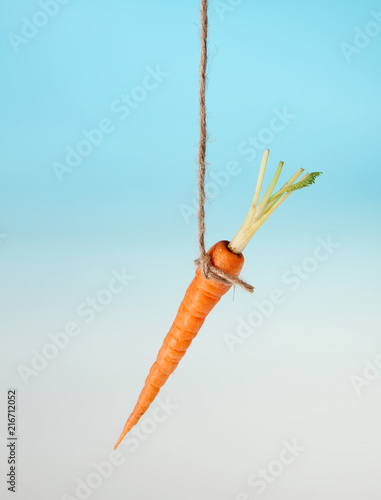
top-left (114, 240), bottom-right (244, 449)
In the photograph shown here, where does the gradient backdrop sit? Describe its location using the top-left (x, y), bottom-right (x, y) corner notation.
top-left (1, 1), bottom-right (381, 499)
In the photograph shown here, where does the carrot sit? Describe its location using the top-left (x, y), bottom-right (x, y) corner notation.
top-left (114, 240), bottom-right (243, 449)
top-left (114, 149), bottom-right (321, 449)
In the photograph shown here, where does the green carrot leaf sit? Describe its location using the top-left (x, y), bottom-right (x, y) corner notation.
top-left (267, 171), bottom-right (322, 206)
top-left (283, 171), bottom-right (322, 194)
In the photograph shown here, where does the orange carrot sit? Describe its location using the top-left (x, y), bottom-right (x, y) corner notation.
top-left (114, 240), bottom-right (243, 449)
top-left (114, 150), bottom-right (321, 449)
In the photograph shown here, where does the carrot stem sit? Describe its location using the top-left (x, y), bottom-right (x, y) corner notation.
top-left (251, 148), bottom-right (269, 207)
top-left (228, 151), bottom-right (322, 254)
top-left (255, 161), bottom-right (284, 217)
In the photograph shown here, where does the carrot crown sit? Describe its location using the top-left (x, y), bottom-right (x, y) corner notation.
top-left (228, 150), bottom-right (322, 254)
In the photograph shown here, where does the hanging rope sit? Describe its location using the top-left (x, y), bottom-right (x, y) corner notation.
top-left (194, 0), bottom-right (254, 293)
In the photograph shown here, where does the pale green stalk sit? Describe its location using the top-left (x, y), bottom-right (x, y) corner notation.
top-left (228, 151), bottom-right (321, 255)
top-left (255, 161), bottom-right (284, 214)
top-left (252, 148), bottom-right (269, 207)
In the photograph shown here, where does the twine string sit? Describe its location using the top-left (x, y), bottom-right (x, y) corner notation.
top-left (195, 0), bottom-right (253, 293)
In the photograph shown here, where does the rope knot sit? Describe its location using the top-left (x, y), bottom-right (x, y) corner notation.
top-left (195, 253), bottom-right (254, 293)
top-left (197, 252), bottom-right (212, 279)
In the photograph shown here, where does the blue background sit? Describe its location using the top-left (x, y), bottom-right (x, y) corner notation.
top-left (1, 1), bottom-right (381, 499)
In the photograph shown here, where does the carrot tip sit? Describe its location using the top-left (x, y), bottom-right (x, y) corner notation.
top-left (114, 436), bottom-right (123, 450)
